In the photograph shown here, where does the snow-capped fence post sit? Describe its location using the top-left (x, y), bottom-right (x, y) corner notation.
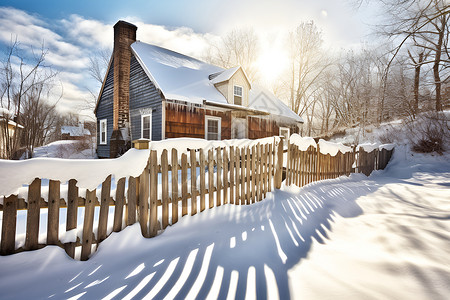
top-left (1, 195), bottom-right (18, 255)
top-left (275, 137), bottom-right (283, 189)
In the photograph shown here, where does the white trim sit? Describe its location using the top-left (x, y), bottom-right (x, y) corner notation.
top-left (205, 115), bottom-right (221, 140)
top-left (233, 85), bottom-right (243, 105)
top-left (141, 113), bottom-right (152, 140)
top-left (99, 119), bottom-right (107, 145)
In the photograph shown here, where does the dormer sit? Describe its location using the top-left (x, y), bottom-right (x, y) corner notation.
top-left (209, 66), bottom-right (251, 106)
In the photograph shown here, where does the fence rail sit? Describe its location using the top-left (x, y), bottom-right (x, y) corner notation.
top-left (0, 137), bottom-right (393, 260)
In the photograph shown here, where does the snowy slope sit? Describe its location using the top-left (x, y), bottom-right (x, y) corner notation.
top-left (0, 148), bottom-right (448, 299)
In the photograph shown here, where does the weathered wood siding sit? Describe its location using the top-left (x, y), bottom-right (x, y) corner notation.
top-left (96, 59), bottom-right (114, 158)
top-left (129, 55), bottom-right (163, 141)
top-left (248, 116), bottom-right (299, 139)
top-left (165, 103), bottom-right (231, 139)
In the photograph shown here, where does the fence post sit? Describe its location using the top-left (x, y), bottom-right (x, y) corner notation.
top-left (275, 137), bottom-right (284, 189)
top-left (1, 195), bottom-right (18, 255)
top-left (149, 150), bottom-right (158, 237)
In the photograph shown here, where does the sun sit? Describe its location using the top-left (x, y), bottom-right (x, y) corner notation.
top-left (256, 47), bottom-right (289, 84)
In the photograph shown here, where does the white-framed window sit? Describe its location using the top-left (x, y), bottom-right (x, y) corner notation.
top-left (279, 127), bottom-right (290, 147)
top-left (233, 85), bottom-right (243, 105)
top-left (205, 116), bottom-right (221, 140)
top-left (100, 119), bottom-right (107, 145)
top-left (141, 113), bottom-right (152, 139)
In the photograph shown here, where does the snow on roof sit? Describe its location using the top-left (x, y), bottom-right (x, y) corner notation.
top-left (249, 85), bottom-right (303, 123)
top-left (131, 41), bottom-right (302, 123)
top-left (0, 107), bottom-right (14, 117)
top-left (209, 66), bottom-right (240, 84)
top-left (131, 42), bottom-right (227, 105)
top-left (61, 126), bottom-right (91, 137)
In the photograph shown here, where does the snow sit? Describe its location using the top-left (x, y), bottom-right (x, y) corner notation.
top-left (0, 148), bottom-right (150, 198)
top-left (0, 146), bottom-right (448, 299)
top-left (61, 125), bottom-right (91, 137)
top-left (32, 140), bottom-right (96, 159)
top-left (131, 41), bottom-right (303, 124)
top-left (131, 42), bottom-right (226, 105)
top-left (318, 138), bottom-right (352, 155)
top-left (289, 134), bottom-right (316, 151)
top-left (248, 85), bottom-right (303, 123)
top-left (209, 66), bottom-right (241, 85)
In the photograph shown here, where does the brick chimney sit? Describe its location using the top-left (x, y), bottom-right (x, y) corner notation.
top-left (110, 20), bottom-right (137, 157)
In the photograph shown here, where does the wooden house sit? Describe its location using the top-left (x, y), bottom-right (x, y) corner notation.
top-left (95, 21), bottom-right (303, 158)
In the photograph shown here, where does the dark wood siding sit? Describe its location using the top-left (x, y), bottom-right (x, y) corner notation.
top-left (165, 102), bottom-right (231, 139)
top-left (129, 55), bottom-right (163, 141)
top-left (248, 116), bottom-right (299, 139)
top-left (96, 59), bottom-right (114, 158)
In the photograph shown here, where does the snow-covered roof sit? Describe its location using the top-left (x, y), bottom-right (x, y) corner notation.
top-left (131, 41), bottom-right (303, 123)
top-left (209, 66), bottom-right (240, 84)
top-left (61, 126), bottom-right (91, 137)
top-left (249, 85), bottom-right (303, 123)
top-left (131, 42), bottom-right (226, 105)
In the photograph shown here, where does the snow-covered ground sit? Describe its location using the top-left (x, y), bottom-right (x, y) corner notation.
top-left (32, 139), bottom-right (97, 159)
top-left (0, 145), bottom-right (448, 299)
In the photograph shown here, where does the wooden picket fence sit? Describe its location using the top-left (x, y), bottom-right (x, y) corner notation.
top-left (285, 143), bottom-right (394, 186)
top-left (0, 137), bottom-right (393, 260)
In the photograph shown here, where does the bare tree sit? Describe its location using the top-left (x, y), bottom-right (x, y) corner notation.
top-left (0, 38), bottom-right (57, 159)
top-left (375, 0), bottom-right (449, 111)
top-left (286, 21), bottom-right (332, 131)
top-left (204, 28), bottom-right (260, 82)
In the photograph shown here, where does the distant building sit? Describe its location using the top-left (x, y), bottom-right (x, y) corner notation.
top-left (94, 21), bottom-right (303, 158)
top-left (61, 122), bottom-right (91, 140)
top-left (0, 108), bottom-right (24, 159)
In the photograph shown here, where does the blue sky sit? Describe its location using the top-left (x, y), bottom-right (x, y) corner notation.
top-left (0, 1), bottom-right (379, 119)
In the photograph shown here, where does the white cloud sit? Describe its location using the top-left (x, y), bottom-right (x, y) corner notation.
top-left (60, 15), bottom-right (113, 49)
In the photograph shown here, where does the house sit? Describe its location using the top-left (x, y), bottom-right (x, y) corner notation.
top-left (0, 108), bottom-right (24, 159)
top-left (61, 122), bottom-right (91, 140)
top-left (95, 21), bottom-right (303, 158)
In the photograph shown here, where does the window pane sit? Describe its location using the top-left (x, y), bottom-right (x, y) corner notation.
top-left (234, 96), bottom-right (242, 105)
top-left (207, 119), bottom-right (219, 140)
top-left (143, 129), bottom-right (150, 139)
top-left (234, 86), bottom-right (242, 96)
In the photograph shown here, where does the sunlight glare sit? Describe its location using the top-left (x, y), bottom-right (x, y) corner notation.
top-left (256, 47), bottom-right (289, 83)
